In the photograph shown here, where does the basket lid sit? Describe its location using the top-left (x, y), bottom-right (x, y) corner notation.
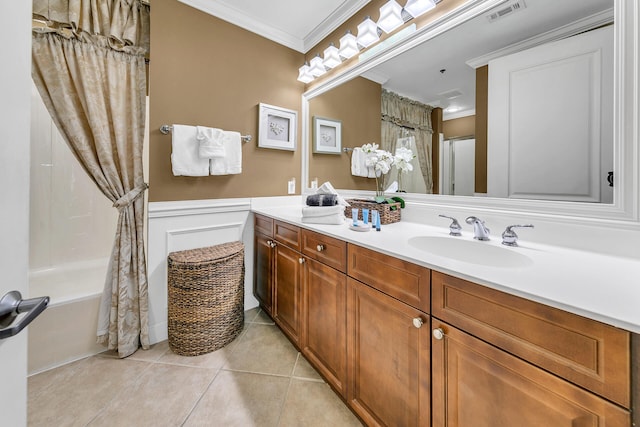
top-left (168, 241), bottom-right (244, 264)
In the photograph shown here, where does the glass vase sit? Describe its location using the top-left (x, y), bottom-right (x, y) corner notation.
top-left (375, 175), bottom-right (385, 203)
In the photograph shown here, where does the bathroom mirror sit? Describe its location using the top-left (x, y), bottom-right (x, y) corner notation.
top-left (302, 0), bottom-right (638, 223)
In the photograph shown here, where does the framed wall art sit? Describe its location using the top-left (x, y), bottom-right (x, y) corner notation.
top-left (313, 116), bottom-right (342, 154)
top-left (258, 103), bottom-right (297, 151)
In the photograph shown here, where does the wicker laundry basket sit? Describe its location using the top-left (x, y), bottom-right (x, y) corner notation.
top-left (167, 241), bottom-right (245, 356)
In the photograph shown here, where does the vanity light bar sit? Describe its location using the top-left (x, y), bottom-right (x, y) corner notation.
top-left (297, 0), bottom-right (440, 83)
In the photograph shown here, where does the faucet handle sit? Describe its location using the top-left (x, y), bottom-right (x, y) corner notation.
top-left (501, 224), bottom-right (534, 247)
top-left (439, 215), bottom-right (462, 236)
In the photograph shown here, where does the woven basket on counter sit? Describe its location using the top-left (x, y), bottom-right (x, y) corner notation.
top-left (167, 241), bottom-right (245, 356)
top-left (344, 198), bottom-right (401, 225)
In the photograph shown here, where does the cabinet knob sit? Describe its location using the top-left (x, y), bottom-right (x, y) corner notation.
top-left (267, 240), bottom-right (276, 248)
top-left (432, 328), bottom-right (445, 340)
top-left (298, 257), bottom-right (306, 264)
top-left (412, 317), bottom-right (424, 329)
top-left (316, 244), bottom-right (325, 252)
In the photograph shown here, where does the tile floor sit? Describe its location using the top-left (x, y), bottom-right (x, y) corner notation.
top-left (28, 308), bottom-right (363, 427)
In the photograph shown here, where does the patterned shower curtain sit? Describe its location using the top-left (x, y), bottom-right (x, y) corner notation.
top-left (381, 89), bottom-right (434, 193)
top-left (31, 0), bottom-right (150, 357)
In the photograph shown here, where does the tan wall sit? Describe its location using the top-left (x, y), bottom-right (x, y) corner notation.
top-left (475, 65), bottom-right (488, 194)
top-left (148, 1), bottom-right (305, 202)
top-left (309, 77), bottom-right (381, 191)
top-left (431, 108), bottom-right (443, 194)
top-left (443, 115), bottom-right (475, 140)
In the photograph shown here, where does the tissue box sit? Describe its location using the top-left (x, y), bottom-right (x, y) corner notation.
top-left (344, 199), bottom-right (401, 225)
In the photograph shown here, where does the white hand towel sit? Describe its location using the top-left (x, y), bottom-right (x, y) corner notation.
top-left (365, 153), bottom-right (377, 178)
top-left (302, 205), bottom-right (345, 217)
top-left (351, 147), bottom-right (368, 178)
top-left (301, 215), bottom-right (345, 225)
top-left (171, 124), bottom-right (210, 176)
top-left (302, 205), bottom-right (345, 225)
top-left (197, 126), bottom-right (226, 158)
top-left (210, 131), bottom-right (242, 175)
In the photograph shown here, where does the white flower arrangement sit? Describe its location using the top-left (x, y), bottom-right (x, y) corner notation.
top-left (361, 143), bottom-right (415, 199)
top-left (394, 146), bottom-right (415, 173)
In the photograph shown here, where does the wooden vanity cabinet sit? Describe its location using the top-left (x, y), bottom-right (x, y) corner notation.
top-left (271, 220), bottom-right (302, 346)
top-left (254, 215), bottom-right (348, 395)
top-left (300, 230), bottom-right (348, 397)
top-left (347, 278), bottom-right (431, 427)
top-left (346, 244), bottom-right (432, 427)
top-left (431, 271), bottom-right (632, 426)
top-left (253, 215), bottom-right (274, 315)
top-left (432, 271), bottom-right (631, 408)
top-left (431, 319), bottom-right (630, 427)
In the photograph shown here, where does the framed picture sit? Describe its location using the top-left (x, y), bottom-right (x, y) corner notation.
top-left (313, 117), bottom-right (342, 154)
top-left (258, 103), bottom-right (297, 151)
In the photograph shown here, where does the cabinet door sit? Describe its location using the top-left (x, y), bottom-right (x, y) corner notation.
top-left (431, 319), bottom-right (630, 427)
top-left (347, 278), bottom-right (430, 427)
top-left (302, 258), bottom-right (347, 397)
top-left (273, 243), bottom-right (302, 346)
top-left (254, 232), bottom-right (273, 315)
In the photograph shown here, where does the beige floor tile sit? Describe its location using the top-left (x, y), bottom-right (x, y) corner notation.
top-left (253, 309), bottom-right (275, 325)
top-left (28, 357), bottom-right (150, 427)
top-left (157, 336), bottom-right (239, 369)
top-left (293, 354), bottom-right (324, 382)
top-left (184, 370), bottom-right (290, 427)
top-left (125, 340), bottom-right (171, 362)
top-left (244, 307), bottom-right (261, 323)
top-left (87, 363), bottom-right (217, 427)
top-left (279, 379), bottom-right (363, 427)
top-left (224, 323), bottom-right (298, 376)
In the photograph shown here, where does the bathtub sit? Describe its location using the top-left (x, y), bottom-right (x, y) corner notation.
top-left (27, 259), bottom-right (109, 375)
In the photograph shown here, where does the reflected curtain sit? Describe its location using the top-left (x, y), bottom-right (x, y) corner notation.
top-left (31, 0), bottom-right (150, 358)
top-left (381, 89), bottom-right (434, 193)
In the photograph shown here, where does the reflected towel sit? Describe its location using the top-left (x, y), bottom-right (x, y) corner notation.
top-left (196, 126), bottom-right (226, 158)
top-left (350, 147), bottom-right (367, 177)
top-left (171, 124), bottom-right (210, 176)
top-left (210, 131), bottom-right (242, 175)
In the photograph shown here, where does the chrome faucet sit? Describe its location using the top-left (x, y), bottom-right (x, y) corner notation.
top-left (465, 216), bottom-right (490, 240)
top-left (501, 224), bottom-right (534, 247)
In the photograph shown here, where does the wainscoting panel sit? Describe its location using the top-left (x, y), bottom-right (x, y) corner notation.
top-left (147, 198), bottom-right (257, 344)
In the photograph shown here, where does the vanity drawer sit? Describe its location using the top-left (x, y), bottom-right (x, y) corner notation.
top-left (431, 271), bottom-right (630, 408)
top-left (274, 220), bottom-right (301, 251)
top-left (347, 244), bottom-right (430, 313)
top-left (254, 214), bottom-right (273, 237)
top-left (301, 230), bottom-right (347, 272)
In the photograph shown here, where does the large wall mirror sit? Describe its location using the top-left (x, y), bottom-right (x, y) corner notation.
top-left (301, 0), bottom-right (639, 223)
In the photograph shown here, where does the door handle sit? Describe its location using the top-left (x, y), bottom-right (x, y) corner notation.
top-left (0, 291), bottom-right (49, 339)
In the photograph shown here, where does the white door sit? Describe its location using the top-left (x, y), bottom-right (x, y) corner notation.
top-left (452, 138), bottom-right (475, 196)
top-left (487, 26), bottom-right (613, 202)
top-left (0, 1), bottom-right (32, 425)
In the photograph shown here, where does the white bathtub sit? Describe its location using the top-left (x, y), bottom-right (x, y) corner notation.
top-left (27, 259), bottom-right (108, 375)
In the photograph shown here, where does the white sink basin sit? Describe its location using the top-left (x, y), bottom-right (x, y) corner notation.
top-left (407, 236), bottom-right (533, 268)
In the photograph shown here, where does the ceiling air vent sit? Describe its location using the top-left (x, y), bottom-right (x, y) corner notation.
top-left (438, 89), bottom-right (463, 100)
top-left (486, 0), bottom-right (526, 23)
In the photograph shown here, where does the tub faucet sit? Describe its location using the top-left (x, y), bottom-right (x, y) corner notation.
top-left (465, 216), bottom-right (490, 241)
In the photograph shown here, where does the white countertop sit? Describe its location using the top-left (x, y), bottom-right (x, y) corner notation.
top-left (253, 204), bottom-right (640, 334)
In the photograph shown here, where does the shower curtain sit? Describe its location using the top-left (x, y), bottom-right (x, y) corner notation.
top-left (31, 0), bottom-right (150, 358)
top-left (381, 90), bottom-right (434, 193)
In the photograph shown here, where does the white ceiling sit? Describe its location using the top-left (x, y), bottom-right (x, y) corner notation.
top-left (178, 0), bottom-right (371, 53)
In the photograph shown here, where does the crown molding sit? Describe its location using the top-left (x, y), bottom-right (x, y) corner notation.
top-left (179, 0), bottom-right (370, 54)
top-left (303, 0), bottom-right (371, 53)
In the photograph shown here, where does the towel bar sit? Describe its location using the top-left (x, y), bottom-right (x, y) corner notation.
top-left (159, 125), bottom-right (252, 143)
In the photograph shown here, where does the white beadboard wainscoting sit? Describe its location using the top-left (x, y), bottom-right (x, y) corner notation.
top-left (147, 198), bottom-right (261, 345)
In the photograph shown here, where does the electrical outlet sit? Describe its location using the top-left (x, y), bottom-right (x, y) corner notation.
top-left (287, 178), bottom-right (296, 194)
